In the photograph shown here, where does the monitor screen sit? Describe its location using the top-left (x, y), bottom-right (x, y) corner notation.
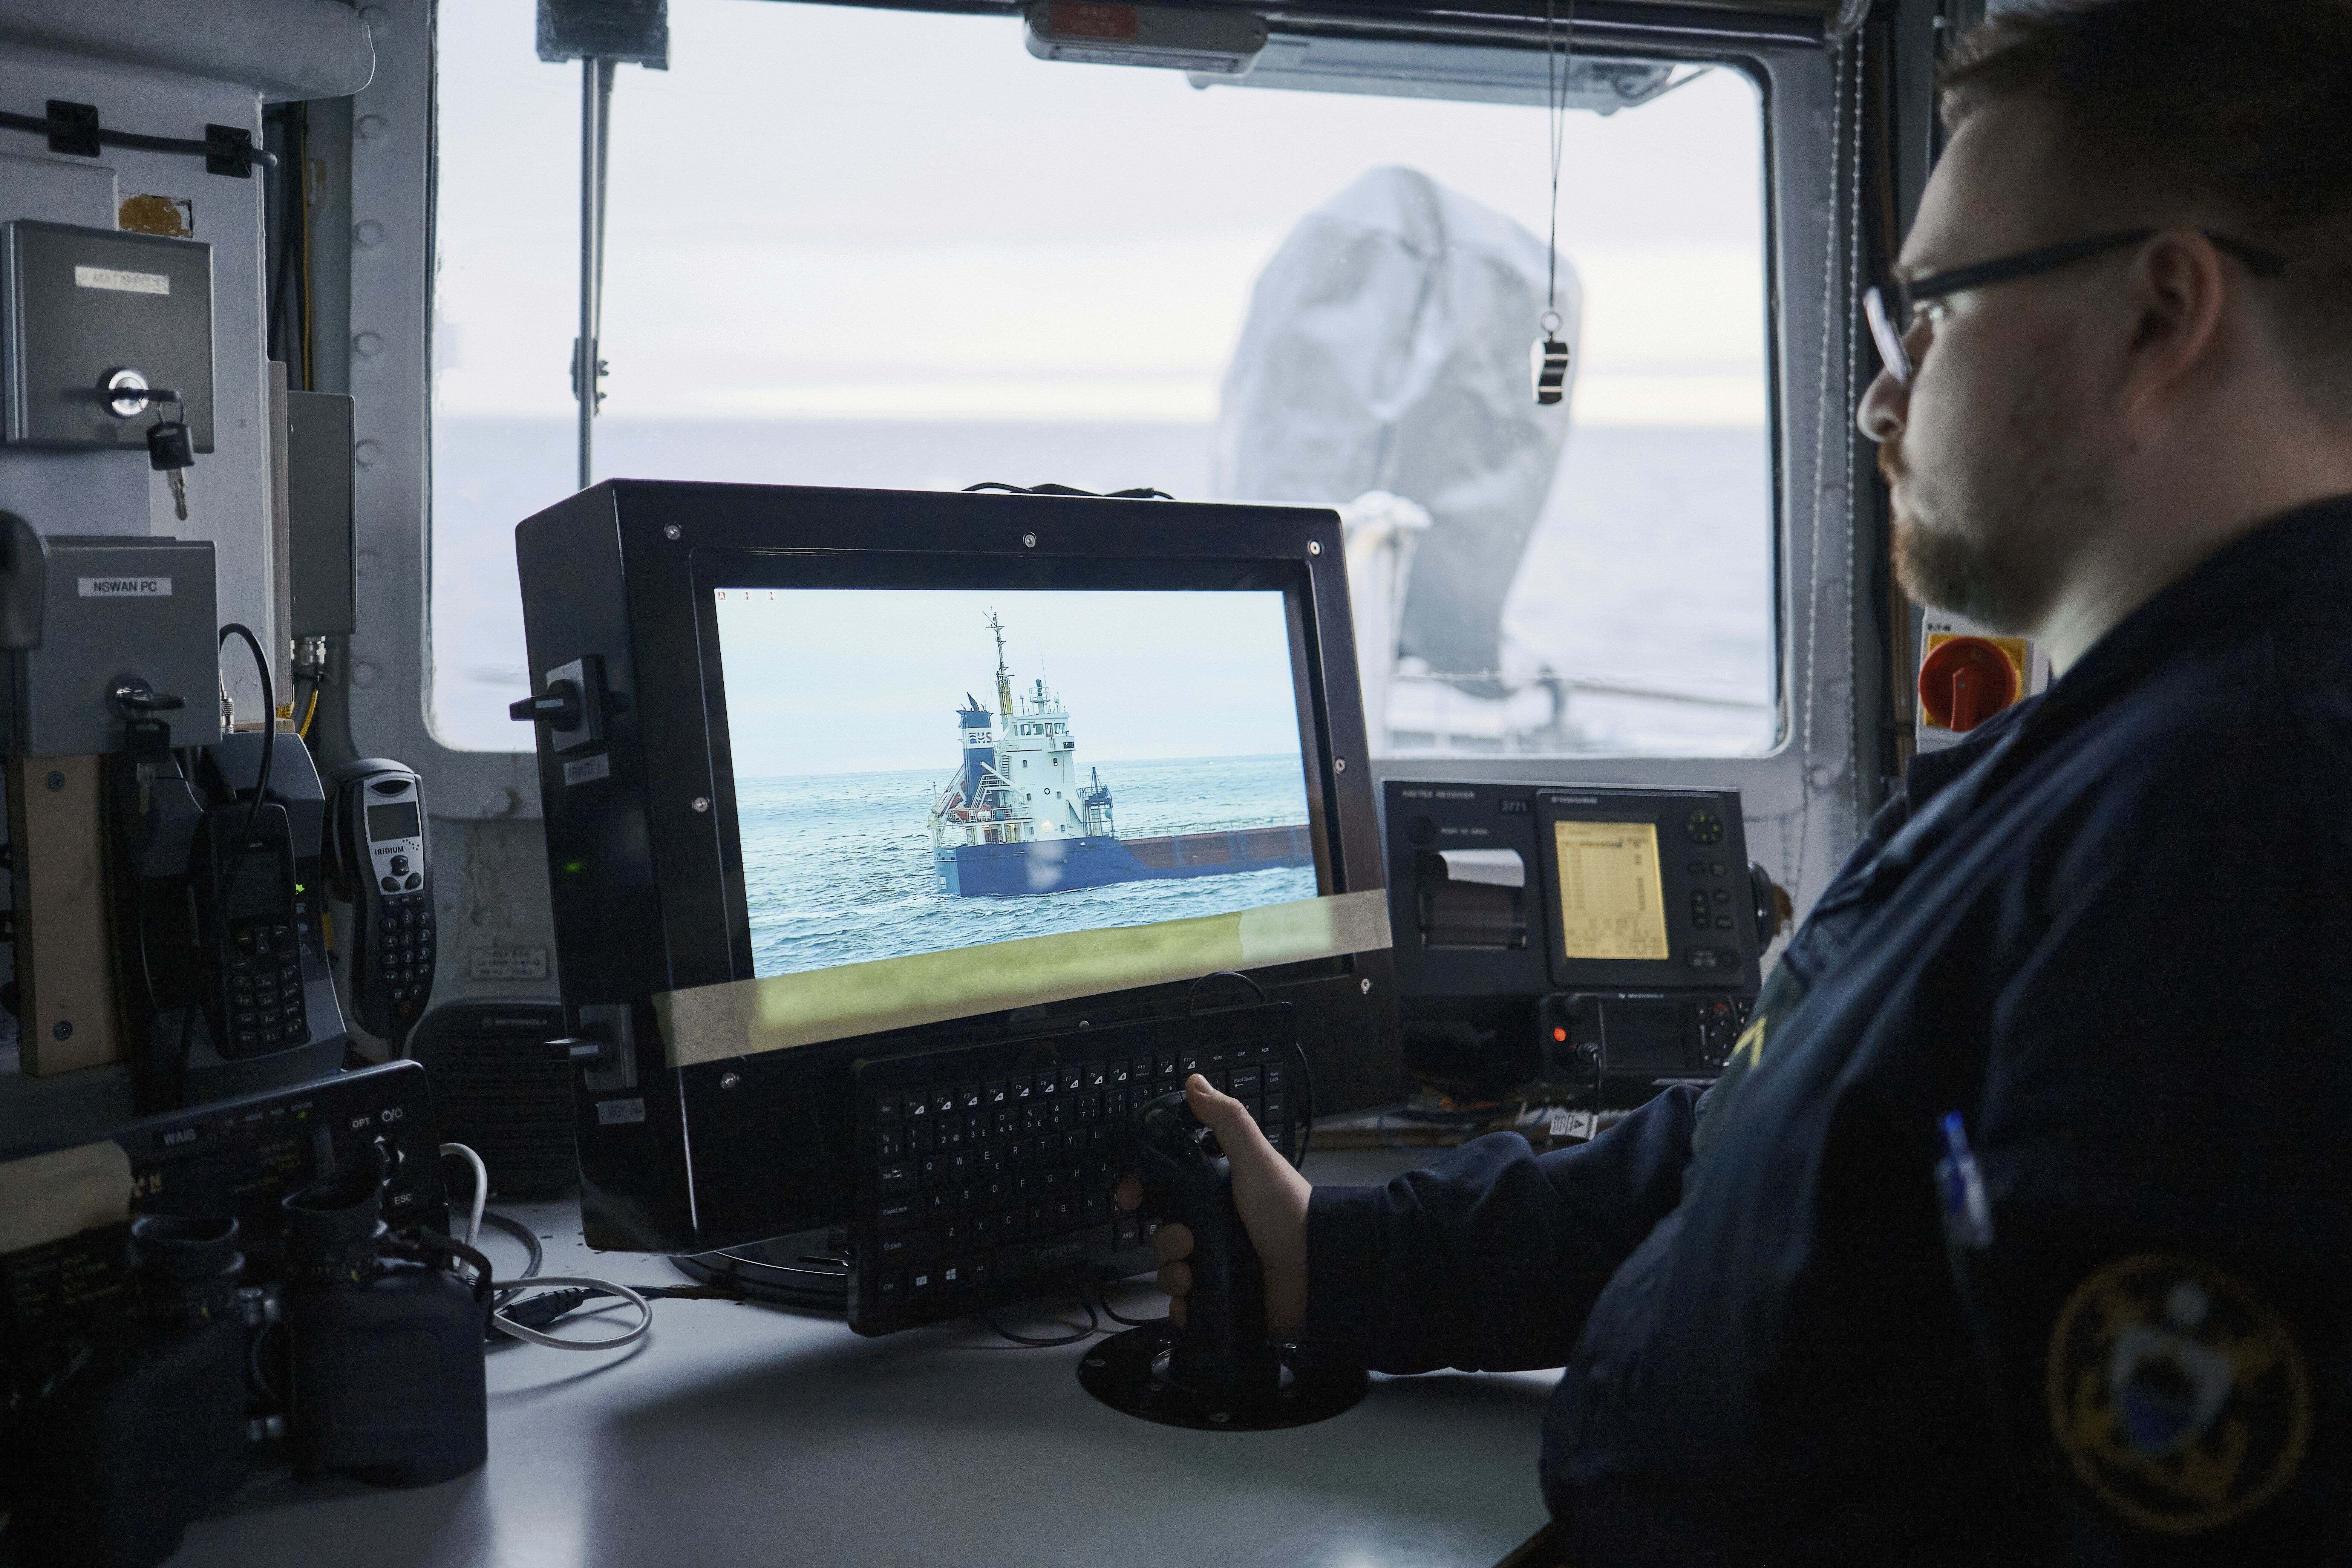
top-left (713, 585), bottom-right (1322, 1005)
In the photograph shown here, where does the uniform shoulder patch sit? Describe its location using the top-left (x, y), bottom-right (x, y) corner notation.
top-left (2046, 1253), bottom-right (2313, 1534)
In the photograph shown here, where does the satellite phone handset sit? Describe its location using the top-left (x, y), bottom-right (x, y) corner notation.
top-left (1128, 1088), bottom-right (1281, 1397)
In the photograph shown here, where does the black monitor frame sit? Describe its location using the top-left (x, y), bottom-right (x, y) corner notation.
top-left (516, 481), bottom-right (1401, 1253)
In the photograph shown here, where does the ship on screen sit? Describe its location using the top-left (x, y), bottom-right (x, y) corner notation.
top-left (927, 614), bottom-right (1314, 897)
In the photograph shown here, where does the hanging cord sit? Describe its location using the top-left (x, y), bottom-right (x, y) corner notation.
top-left (1540, 0), bottom-right (1578, 338)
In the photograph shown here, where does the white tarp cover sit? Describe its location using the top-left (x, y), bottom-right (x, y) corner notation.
top-left (1212, 165), bottom-right (1579, 690)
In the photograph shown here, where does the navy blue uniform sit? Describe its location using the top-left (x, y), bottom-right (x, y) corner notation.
top-left (1306, 499), bottom-right (2352, 1562)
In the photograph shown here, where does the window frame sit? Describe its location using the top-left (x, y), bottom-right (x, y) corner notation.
top-left (348, 0), bottom-right (1876, 912)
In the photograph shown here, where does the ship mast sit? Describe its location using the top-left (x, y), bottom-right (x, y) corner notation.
top-left (987, 610), bottom-right (1013, 716)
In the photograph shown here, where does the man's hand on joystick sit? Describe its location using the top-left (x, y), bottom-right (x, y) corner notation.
top-left (1115, 1072), bottom-right (1311, 1337)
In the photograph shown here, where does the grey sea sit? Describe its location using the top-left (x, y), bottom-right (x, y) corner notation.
top-left (428, 416), bottom-right (1775, 757)
top-left (738, 753), bottom-right (1315, 978)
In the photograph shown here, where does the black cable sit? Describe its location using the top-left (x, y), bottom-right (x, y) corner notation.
top-left (401, 1228), bottom-right (497, 1303)
top-left (479, 1210), bottom-right (544, 1298)
top-left (1185, 969), bottom-right (1268, 1012)
top-left (214, 624), bottom-right (275, 906)
top-left (979, 1295), bottom-right (1098, 1347)
top-left (960, 481), bottom-right (1173, 500)
top-left (1092, 1280), bottom-right (1165, 1328)
top-left (0, 109), bottom-right (273, 172)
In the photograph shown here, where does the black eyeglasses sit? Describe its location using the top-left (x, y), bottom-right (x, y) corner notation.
top-left (1864, 227), bottom-right (2287, 388)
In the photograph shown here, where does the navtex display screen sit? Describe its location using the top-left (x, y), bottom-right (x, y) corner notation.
top-left (709, 586), bottom-right (1336, 1033)
top-left (1551, 821), bottom-right (1669, 961)
top-left (1531, 788), bottom-right (1762, 994)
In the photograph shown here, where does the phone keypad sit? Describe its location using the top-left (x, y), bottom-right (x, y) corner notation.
top-left (229, 922), bottom-right (308, 1052)
top-left (373, 894), bottom-right (437, 1023)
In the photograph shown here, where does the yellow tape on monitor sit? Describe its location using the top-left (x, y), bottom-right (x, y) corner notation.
top-left (655, 890), bottom-right (1392, 1068)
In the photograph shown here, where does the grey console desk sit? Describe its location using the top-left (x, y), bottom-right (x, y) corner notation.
top-left (170, 1150), bottom-right (1557, 1568)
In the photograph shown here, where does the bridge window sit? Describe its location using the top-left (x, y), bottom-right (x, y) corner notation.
top-left (429, 2), bottom-right (1772, 758)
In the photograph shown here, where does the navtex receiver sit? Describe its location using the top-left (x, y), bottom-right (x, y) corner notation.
top-left (1382, 779), bottom-right (1782, 1105)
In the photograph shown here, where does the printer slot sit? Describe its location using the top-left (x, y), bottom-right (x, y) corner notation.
top-left (1415, 849), bottom-right (1527, 950)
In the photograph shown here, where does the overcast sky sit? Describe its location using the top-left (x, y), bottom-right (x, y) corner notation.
top-left (432, 0), bottom-right (1767, 427)
top-left (714, 587), bottom-right (1305, 776)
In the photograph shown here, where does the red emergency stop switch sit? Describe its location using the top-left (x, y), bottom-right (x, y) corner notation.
top-left (1919, 636), bottom-right (2019, 733)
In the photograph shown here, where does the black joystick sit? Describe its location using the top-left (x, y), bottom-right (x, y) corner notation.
top-left (1076, 1088), bottom-right (1366, 1431)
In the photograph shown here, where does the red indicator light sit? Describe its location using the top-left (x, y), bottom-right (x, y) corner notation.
top-left (1552, 1026), bottom-right (1568, 1043)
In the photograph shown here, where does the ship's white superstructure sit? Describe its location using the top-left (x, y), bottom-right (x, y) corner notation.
top-left (928, 614), bottom-right (1115, 852)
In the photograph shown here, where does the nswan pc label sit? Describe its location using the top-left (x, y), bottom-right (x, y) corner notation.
top-left (73, 265), bottom-right (170, 296)
top-left (78, 577), bottom-right (172, 597)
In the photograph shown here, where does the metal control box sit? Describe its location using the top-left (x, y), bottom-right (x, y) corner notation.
top-left (1, 536), bottom-right (220, 754)
top-left (287, 390), bottom-right (355, 636)
top-left (1, 220), bottom-right (215, 451)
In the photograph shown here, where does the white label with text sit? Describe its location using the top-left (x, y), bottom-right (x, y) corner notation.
top-left (74, 265), bottom-right (170, 296)
top-left (79, 577), bottom-right (172, 597)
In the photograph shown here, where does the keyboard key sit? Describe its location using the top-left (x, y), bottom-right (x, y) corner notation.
top-left (965, 1253), bottom-right (995, 1291)
top-left (876, 1196), bottom-right (921, 1232)
top-left (876, 1230), bottom-right (934, 1266)
top-left (1080, 1192), bottom-right (1107, 1225)
top-left (1109, 1060), bottom-right (1130, 1085)
top-left (872, 1271), bottom-right (905, 1310)
top-left (1229, 1064), bottom-right (1262, 1095)
top-left (954, 1182), bottom-right (981, 1212)
top-left (932, 1089), bottom-right (957, 1116)
top-left (911, 1119), bottom-right (937, 1153)
top-left (949, 1150), bottom-right (976, 1181)
top-left (985, 1080), bottom-right (1007, 1106)
top-left (1156, 1051), bottom-right (1178, 1079)
top-left (908, 1268), bottom-right (934, 1302)
top-left (1014, 1076), bottom-right (1035, 1101)
top-left (1263, 1062), bottom-right (1285, 1090)
top-left (919, 1154), bottom-right (948, 1185)
top-left (879, 1129), bottom-right (906, 1161)
top-left (1037, 1070), bottom-right (1061, 1098)
top-left (939, 1260), bottom-right (964, 1291)
top-left (1085, 1063), bottom-right (1108, 1090)
top-left (959, 1084), bottom-right (983, 1112)
top-left (875, 1093), bottom-right (902, 1122)
top-left (1262, 1090), bottom-right (1285, 1120)
top-left (1113, 1215), bottom-right (1141, 1250)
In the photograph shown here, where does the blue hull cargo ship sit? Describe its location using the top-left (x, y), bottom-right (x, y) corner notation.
top-left (928, 615), bottom-right (1315, 898)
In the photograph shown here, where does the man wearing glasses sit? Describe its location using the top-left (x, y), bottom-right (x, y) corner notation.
top-left (1127, 0), bottom-right (2352, 1559)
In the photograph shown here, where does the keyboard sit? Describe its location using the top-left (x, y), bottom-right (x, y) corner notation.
top-left (848, 1003), bottom-right (1298, 1335)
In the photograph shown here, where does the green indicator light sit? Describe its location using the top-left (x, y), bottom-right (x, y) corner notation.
top-left (564, 861), bottom-right (586, 874)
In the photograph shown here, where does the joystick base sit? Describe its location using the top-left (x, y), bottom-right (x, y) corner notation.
top-left (1078, 1325), bottom-right (1368, 1431)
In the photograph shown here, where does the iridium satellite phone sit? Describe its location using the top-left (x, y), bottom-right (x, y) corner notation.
top-left (329, 760), bottom-right (436, 1043)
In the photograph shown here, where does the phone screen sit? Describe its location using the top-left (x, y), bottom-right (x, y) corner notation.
top-left (223, 844), bottom-right (290, 920)
top-left (367, 801), bottom-right (421, 843)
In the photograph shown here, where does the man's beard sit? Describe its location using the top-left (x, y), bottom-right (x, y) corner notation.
top-left (1881, 383), bottom-right (2103, 634)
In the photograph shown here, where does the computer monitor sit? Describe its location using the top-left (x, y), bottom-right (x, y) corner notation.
top-left (514, 482), bottom-right (1401, 1253)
